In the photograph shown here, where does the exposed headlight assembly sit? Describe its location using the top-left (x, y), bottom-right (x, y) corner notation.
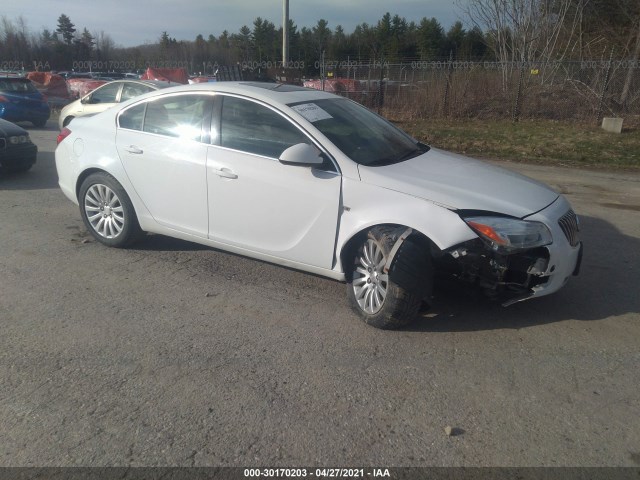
top-left (463, 216), bottom-right (552, 254)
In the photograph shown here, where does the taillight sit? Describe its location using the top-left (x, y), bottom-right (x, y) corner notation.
top-left (57, 127), bottom-right (71, 144)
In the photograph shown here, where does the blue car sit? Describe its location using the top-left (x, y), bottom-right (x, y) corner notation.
top-left (0, 76), bottom-right (51, 127)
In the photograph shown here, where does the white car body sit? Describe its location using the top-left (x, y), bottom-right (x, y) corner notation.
top-left (55, 82), bottom-right (582, 325)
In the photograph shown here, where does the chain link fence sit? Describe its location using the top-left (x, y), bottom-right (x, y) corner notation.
top-left (300, 58), bottom-right (640, 126)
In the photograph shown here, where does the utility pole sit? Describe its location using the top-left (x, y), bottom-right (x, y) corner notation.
top-left (282, 0), bottom-right (289, 66)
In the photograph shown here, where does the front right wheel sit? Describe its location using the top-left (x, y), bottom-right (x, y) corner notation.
top-left (346, 226), bottom-right (432, 329)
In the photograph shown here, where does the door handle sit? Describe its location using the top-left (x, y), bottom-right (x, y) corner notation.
top-left (125, 145), bottom-right (143, 154)
top-left (214, 168), bottom-right (238, 179)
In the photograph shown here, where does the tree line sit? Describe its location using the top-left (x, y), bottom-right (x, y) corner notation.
top-left (0, 12), bottom-right (489, 74)
top-left (0, 1), bottom-right (638, 75)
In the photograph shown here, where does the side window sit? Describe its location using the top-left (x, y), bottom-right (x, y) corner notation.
top-left (121, 83), bottom-right (154, 102)
top-left (220, 96), bottom-right (310, 158)
top-left (118, 103), bottom-right (146, 131)
top-left (88, 83), bottom-right (120, 104)
top-left (142, 94), bottom-right (209, 141)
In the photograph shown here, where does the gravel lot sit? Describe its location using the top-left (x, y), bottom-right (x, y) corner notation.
top-left (1, 121), bottom-right (639, 468)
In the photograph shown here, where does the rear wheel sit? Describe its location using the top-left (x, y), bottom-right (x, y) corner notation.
top-left (78, 172), bottom-right (143, 248)
top-left (32, 119), bottom-right (47, 128)
top-left (346, 226), bottom-right (432, 329)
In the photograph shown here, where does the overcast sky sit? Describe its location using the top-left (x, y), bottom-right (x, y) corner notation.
top-left (3, 0), bottom-right (461, 47)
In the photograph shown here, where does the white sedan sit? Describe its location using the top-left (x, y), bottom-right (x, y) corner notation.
top-left (55, 82), bottom-right (582, 329)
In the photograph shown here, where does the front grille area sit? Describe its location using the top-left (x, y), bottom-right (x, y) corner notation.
top-left (558, 209), bottom-right (580, 247)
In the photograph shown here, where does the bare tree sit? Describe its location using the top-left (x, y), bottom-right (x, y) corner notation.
top-left (457, 0), bottom-right (586, 86)
top-left (1, 15), bottom-right (32, 62)
top-left (618, 4), bottom-right (640, 107)
top-left (94, 30), bottom-right (115, 61)
top-left (619, 23), bottom-right (639, 107)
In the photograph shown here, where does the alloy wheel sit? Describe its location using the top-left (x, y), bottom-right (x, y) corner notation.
top-left (352, 239), bottom-right (389, 314)
top-left (84, 184), bottom-right (125, 239)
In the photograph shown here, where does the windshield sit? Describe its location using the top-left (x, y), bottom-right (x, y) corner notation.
top-left (288, 98), bottom-right (429, 166)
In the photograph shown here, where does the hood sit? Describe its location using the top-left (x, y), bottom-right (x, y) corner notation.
top-left (357, 148), bottom-right (558, 218)
top-left (0, 119), bottom-right (28, 137)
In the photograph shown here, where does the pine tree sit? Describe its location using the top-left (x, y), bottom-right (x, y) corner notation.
top-left (56, 14), bottom-right (76, 45)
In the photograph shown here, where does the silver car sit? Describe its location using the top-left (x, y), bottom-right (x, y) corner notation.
top-left (58, 79), bottom-right (171, 130)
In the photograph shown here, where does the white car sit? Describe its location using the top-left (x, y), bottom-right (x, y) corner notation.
top-left (58, 79), bottom-right (171, 130)
top-left (55, 82), bottom-right (582, 329)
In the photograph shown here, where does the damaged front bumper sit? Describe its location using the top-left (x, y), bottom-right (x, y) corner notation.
top-left (441, 196), bottom-right (582, 305)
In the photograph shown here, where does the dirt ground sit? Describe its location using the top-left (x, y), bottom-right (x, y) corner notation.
top-left (1, 121), bottom-right (639, 469)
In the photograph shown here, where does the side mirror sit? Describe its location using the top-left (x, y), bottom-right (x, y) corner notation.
top-left (81, 95), bottom-right (91, 104)
top-left (279, 143), bottom-right (324, 167)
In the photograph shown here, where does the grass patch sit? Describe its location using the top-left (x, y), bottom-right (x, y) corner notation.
top-left (395, 118), bottom-right (640, 169)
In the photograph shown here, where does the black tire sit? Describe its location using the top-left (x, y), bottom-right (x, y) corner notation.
top-left (1, 162), bottom-right (33, 173)
top-left (78, 172), bottom-right (143, 248)
top-left (32, 119), bottom-right (47, 128)
top-left (346, 226), bottom-right (433, 329)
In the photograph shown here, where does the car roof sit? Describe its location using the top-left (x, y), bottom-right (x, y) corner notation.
top-left (0, 75), bottom-right (30, 81)
top-left (142, 81), bottom-right (339, 107)
top-left (86, 81), bottom-right (348, 132)
top-left (100, 79), bottom-right (172, 89)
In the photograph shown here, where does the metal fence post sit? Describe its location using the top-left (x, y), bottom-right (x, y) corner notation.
top-left (512, 62), bottom-right (525, 122)
top-left (378, 55), bottom-right (384, 114)
top-left (596, 47), bottom-right (614, 125)
top-left (442, 51), bottom-right (453, 117)
top-left (367, 63), bottom-right (372, 108)
top-left (321, 50), bottom-right (325, 91)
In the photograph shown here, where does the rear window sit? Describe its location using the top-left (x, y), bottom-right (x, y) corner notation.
top-left (0, 79), bottom-right (38, 94)
top-left (119, 94), bottom-right (211, 142)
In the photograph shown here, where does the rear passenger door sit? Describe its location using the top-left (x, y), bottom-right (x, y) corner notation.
top-left (116, 93), bottom-right (214, 238)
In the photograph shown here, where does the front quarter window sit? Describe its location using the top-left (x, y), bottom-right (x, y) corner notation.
top-left (220, 95), bottom-right (310, 158)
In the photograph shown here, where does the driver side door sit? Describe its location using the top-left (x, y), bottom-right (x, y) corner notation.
top-left (206, 95), bottom-right (342, 270)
